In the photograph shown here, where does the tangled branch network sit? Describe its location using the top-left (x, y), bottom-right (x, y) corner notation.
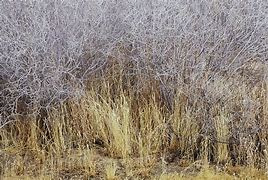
top-left (0, 0), bottom-right (267, 127)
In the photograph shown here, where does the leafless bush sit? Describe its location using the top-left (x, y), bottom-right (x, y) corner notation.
top-left (0, 0), bottom-right (267, 127)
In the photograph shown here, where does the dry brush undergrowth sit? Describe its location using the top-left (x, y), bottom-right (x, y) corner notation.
top-left (1, 0), bottom-right (268, 179)
top-left (1, 64), bottom-right (268, 179)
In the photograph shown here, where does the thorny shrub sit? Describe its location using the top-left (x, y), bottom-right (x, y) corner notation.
top-left (0, 0), bottom-right (267, 127)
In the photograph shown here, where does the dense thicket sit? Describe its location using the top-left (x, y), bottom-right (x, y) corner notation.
top-left (0, 0), bottom-right (267, 127)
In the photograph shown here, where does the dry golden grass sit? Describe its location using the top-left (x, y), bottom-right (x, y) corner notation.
top-left (1, 62), bottom-right (268, 179)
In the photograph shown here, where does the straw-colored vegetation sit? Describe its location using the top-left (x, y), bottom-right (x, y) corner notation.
top-left (1, 0), bottom-right (268, 179)
top-left (1, 67), bottom-right (268, 179)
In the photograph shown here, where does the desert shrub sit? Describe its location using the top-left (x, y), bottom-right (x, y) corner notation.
top-left (0, 0), bottom-right (267, 127)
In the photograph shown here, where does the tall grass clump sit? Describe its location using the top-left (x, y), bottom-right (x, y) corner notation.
top-left (0, 0), bottom-right (268, 179)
